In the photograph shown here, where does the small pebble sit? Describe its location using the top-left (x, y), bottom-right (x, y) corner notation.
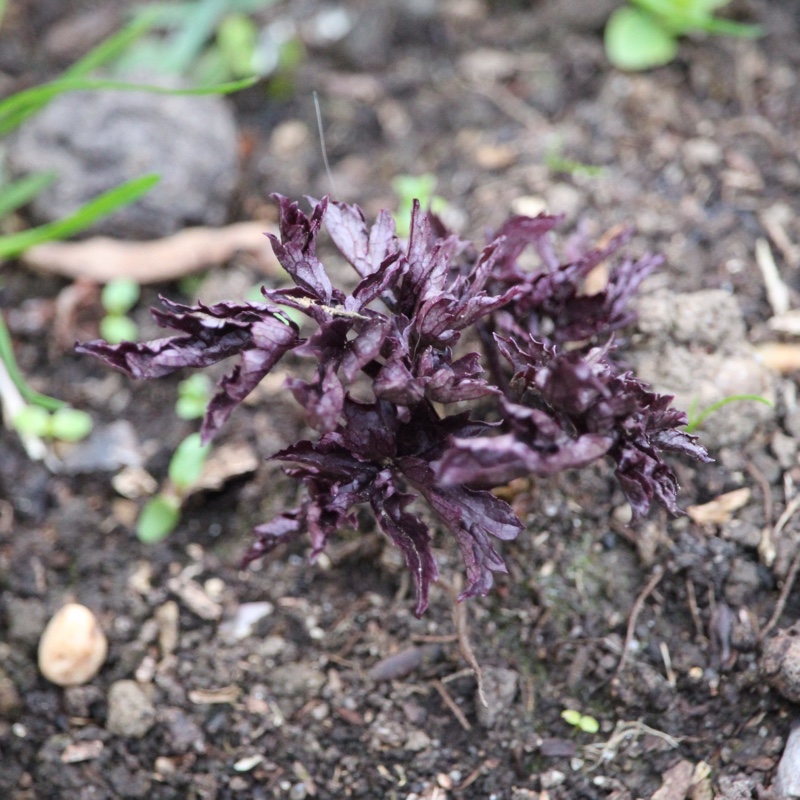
top-left (762, 625), bottom-right (800, 703)
top-left (106, 680), bottom-right (156, 738)
top-left (38, 603), bottom-right (108, 686)
top-left (477, 666), bottom-right (518, 728)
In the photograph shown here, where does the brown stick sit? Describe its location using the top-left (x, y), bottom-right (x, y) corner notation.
top-left (613, 567), bottom-right (664, 682)
top-left (431, 679), bottom-right (472, 732)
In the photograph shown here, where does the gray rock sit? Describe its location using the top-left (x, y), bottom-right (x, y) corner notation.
top-left (775, 722), bottom-right (800, 798)
top-left (268, 662), bottom-right (326, 699)
top-left (106, 680), bottom-right (156, 738)
top-left (629, 289), bottom-right (775, 449)
top-left (160, 706), bottom-right (205, 754)
top-left (762, 624), bottom-right (800, 704)
top-left (477, 666), bottom-right (518, 728)
top-left (6, 86), bottom-right (238, 239)
top-left (6, 597), bottom-right (47, 647)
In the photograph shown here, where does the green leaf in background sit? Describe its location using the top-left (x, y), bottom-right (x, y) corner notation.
top-left (137, 494), bottom-right (181, 543)
top-left (99, 314), bottom-right (139, 344)
top-left (168, 432), bottom-right (211, 492)
top-left (605, 7), bottom-right (679, 70)
top-left (0, 174), bottom-right (160, 260)
top-left (176, 373), bottom-right (212, 420)
top-left (12, 405), bottom-right (51, 436)
top-left (101, 278), bottom-right (141, 315)
top-left (217, 14), bottom-right (259, 78)
top-left (49, 407), bottom-right (93, 441)
top-left (0, 171), bottom-right (58, 219)
top-left (0, 76), bottom-right (256, 137)
top-left (63, 8), bottom-right (162, 79)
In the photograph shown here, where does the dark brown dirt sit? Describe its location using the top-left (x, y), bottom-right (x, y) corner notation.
top-left (2, 1), bottom-right (800, 798)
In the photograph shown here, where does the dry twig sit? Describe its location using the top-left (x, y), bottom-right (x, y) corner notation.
top-left (612, 567), bottom-right (664, 682)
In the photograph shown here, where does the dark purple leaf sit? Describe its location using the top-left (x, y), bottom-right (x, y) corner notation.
top-left (370, 472), bottom-right (438, 616)
top-left (266, 195), bottom-right (335, 303)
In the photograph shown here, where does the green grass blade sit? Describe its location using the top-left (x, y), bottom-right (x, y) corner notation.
top-left (63, 8), bottom-right (160, 79)
top-left (0, 315), bottom-right (64, 410)
top-left (684, 394), bottom-right (773, 433)
top-left (0, 171), bottom-right (58, 218)
top-left (155, 0), bottom-right (227, 75)
top-left (0, 173), bottom-right (159, 260)
top-left (0, 75), bottom-right (256, 137)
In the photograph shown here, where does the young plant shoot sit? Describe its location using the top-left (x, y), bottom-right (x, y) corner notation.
top-left (78, 196), bottom-right (710, 615)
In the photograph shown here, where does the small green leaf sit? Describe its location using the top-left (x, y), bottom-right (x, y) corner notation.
top-left (99, 314), bottom-right (139, 345)
top-left (13, 405), bottom-right (51, 436)
top-left (217, 14), bottom-right (259, 78)
top-left (605, 7), bottom-right (679, 71)
top-left (137, 494), bottom-right (181, 543)
top-left (49, 407), bottom-right (93, 442)
top-left (101, 278), bottom-right (141, 315)
top-left (561, 709), bottom-right (582, 727)
top-left (178, 373), bottom-right (213, 400)
top-left (169, 432), bottom-right (211, 492)
top-left (578, 715), bottom-right (600, 734)
top-left (176, 373), bottom-right (212, 420)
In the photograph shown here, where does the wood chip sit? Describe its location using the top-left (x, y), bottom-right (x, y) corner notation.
top-left (755, 237), bottom-right (790, 316)
top-left (188, 685), bottom-right (240, 704)
top-left (686, 487), bottom-right (751, 526)
top-left (60, 739), bottom-right (104, 764)
top-left (651, 759), bottom-right (694, 800)
top-left (768, 309), bottom-right (800, 336)
top-left (167, 576), bottom-right (222, 621)
top-left (22, 221), bottom-right (280, 284)
top-left (755, 343), bottom-right (800, 374)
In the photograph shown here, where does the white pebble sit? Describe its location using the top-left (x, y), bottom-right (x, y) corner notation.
top-left (38, 603), bottom-right (107, 686)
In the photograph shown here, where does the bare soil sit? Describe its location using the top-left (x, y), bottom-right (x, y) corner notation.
top-left (2, 1), bottom-right (800, 798)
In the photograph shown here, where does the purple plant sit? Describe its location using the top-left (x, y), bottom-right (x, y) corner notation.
top-left (77, 195), bottom-right (710, 615)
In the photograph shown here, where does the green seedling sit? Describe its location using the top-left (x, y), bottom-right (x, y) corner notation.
top-left (605, 0), bottom-right (761, 71)
top-left (136, 413), bottom-right (213, 542)
top-left (137, 433), bottom-right (211, 543)
top-left (684, 394), bottom-right (772, 434)
top-left (392, 174), bottom-right (448, 239)
top-left (561, 708), bottom-right (600, 734)
top-left (176, 373), bottom-right (213, 420)
top-left (112, 0), bottom-right (299, 89)
top-left (13, 404), bottom-right (93, 442)
top-left (545, 141), bottom-right (604, 178)
top-left (99, 278), bottom-right (141, 344)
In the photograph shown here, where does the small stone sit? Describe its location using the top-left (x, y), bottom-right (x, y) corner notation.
top-left (0, 665), bottom-right (22, 716)
top-left (106, 680), bottom-right (156, 738)
top-left (404, 729), bottom-right (432, 752)
top-left (268, 663), bottom-right (326, 698)
top-left (774, 722), bottom-right (800, 798)
top-left (219, 601), bottom-right (274, 642)
top-left (763, 625), bottom-right (800, 704)
top-left (38, 603), bottom-right (108, 687)
top-left (160, 706), bottom-right (205, 753)
top-left (8, 597), bottom-right (47, 646)
top-left (477, 666), bottom-right (519, 728)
